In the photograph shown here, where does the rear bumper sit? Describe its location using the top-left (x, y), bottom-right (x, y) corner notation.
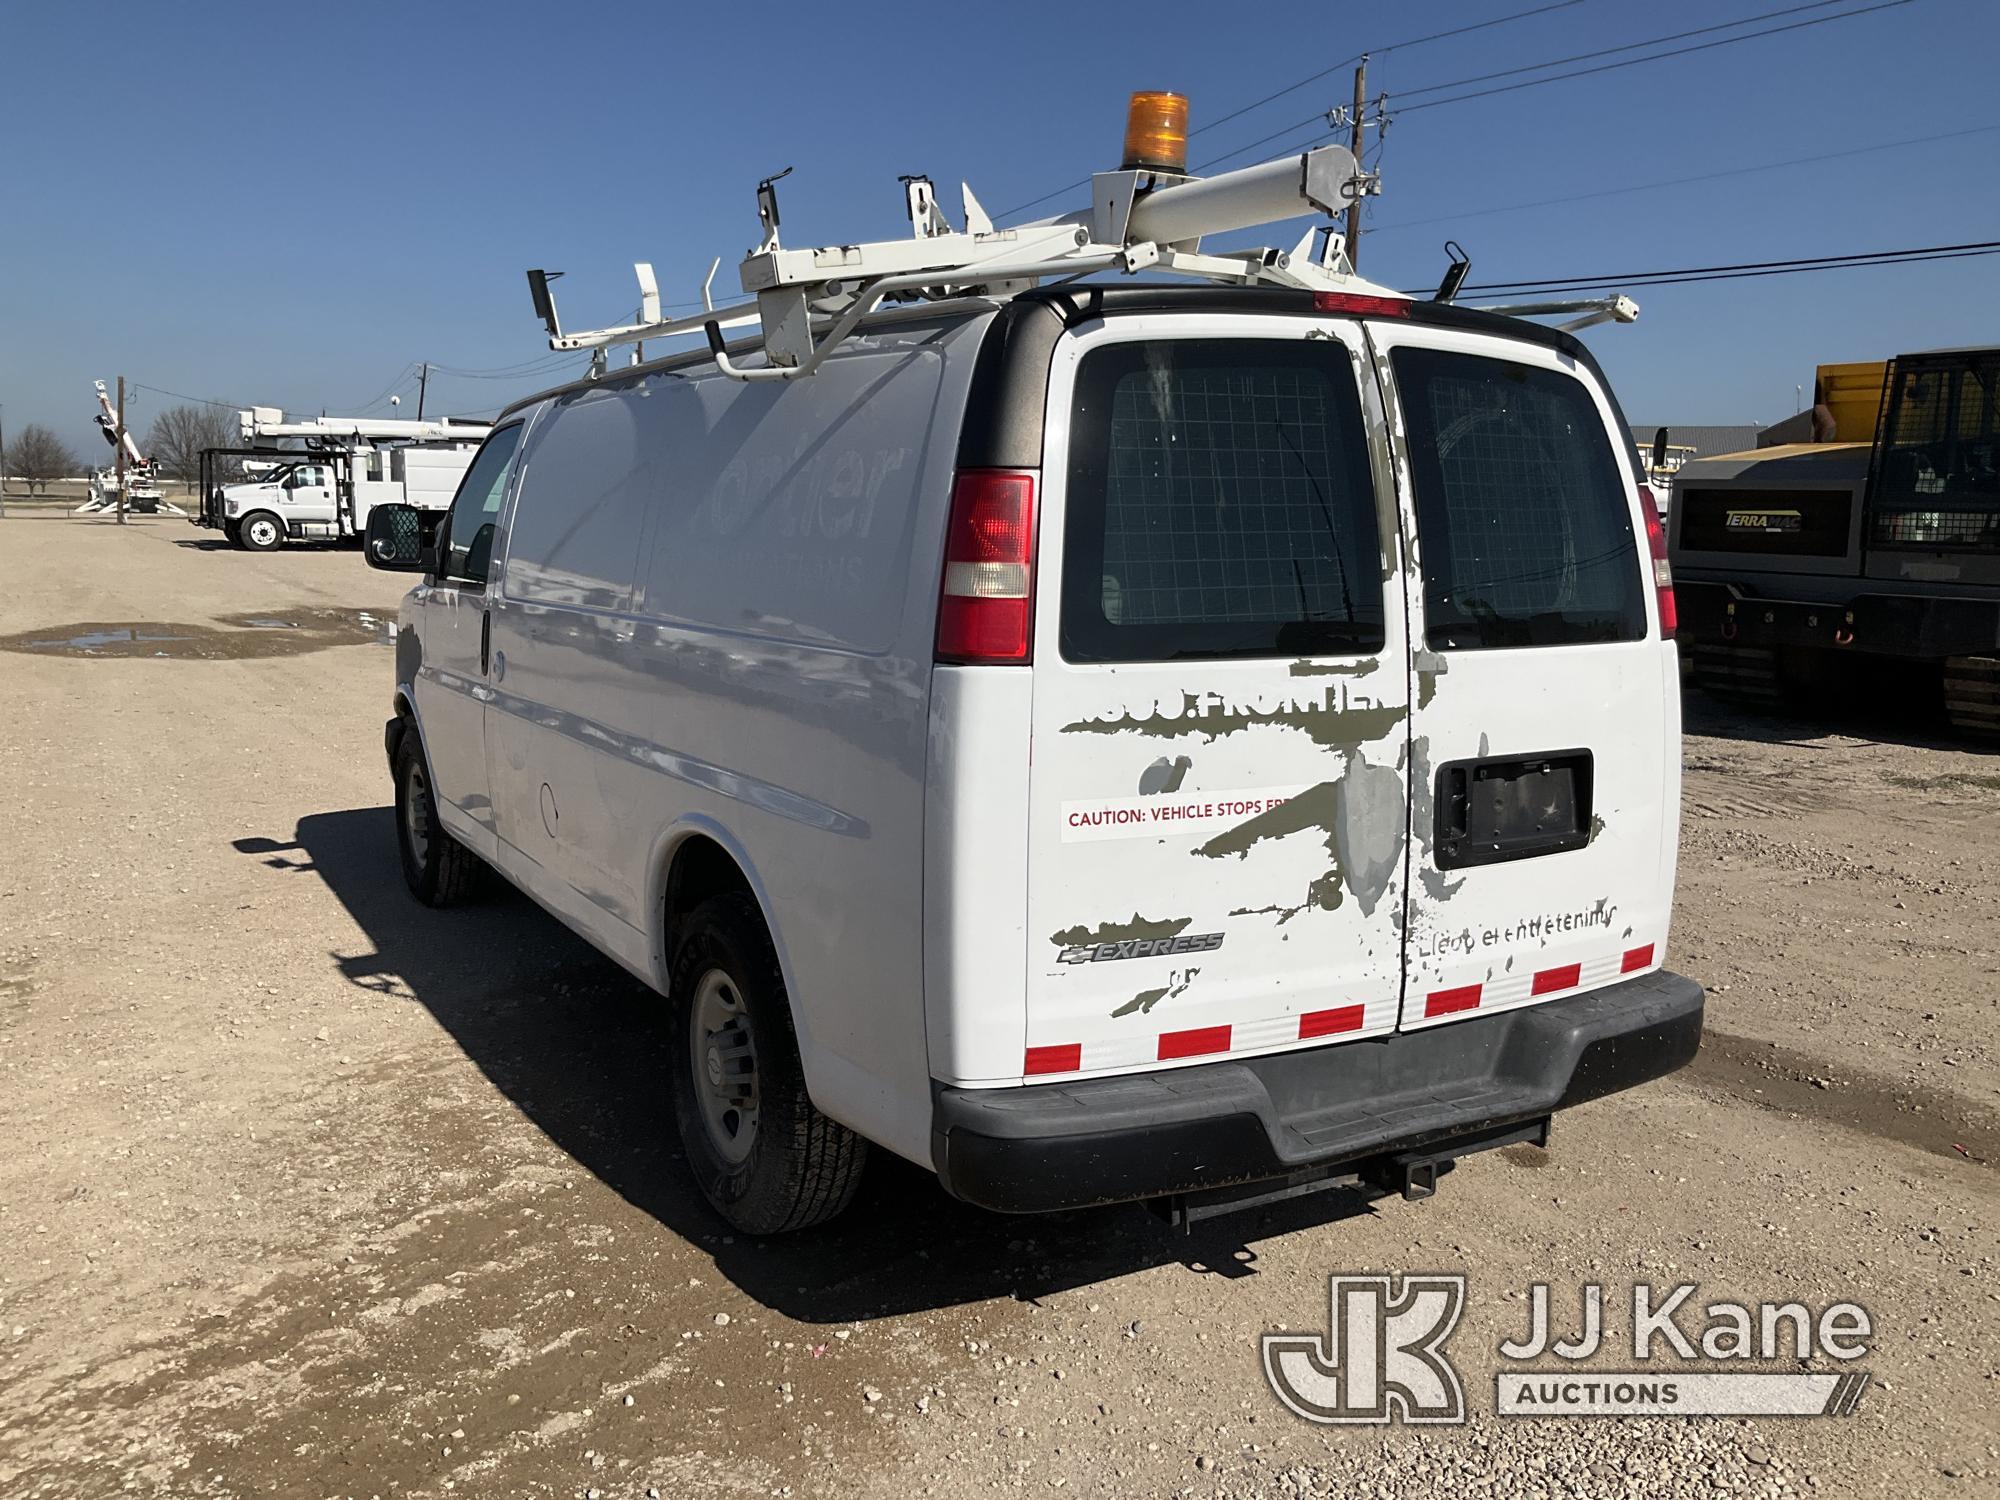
top-left (1677, 580), bottom-right (2000, 659)
top-left (930, 970), bottom-right (1702, 1213)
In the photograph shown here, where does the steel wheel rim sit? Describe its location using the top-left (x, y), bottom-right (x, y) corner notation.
top-left (402, 760), bottom-right (432, 866)
top-left (689, 967), bottom-right (759, 1166)
top-left (249, 518), bottom-right (276, 546)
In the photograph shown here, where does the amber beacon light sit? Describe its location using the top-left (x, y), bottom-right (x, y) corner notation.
top-left (1121, 90), bottom-right (1189, 173)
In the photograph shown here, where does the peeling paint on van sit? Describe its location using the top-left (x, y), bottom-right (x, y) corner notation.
top-left (1061, 685), bottom-right (1405, 750)
top-left (1138, 755), bottom-right (1192, 794)
top-left (1195, 782), bottom-right (1339, 862)
top-left (1589, 813), bottom-right (1606, 842)
top-left (1112, 967), bottom-right (1199, 1018)
top-left (1408, 734), bottom-right (1465, 902)
top-left (1419, 867), bottom-right (1463, 902)
top-left (1287, 657), bottom-right (1380, 679)
top-left (1335, 757), bottom-right (1405, 915)
top-left (1413, 647), bottom-right (1448, 709)
top-left (1049, 914), bottom-right (1192, 947)
top-left (1193, 752), bottom-right (1405, 921)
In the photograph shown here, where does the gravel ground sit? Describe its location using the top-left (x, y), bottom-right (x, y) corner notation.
top-left (0, 516), bottom-right (1993, 1499)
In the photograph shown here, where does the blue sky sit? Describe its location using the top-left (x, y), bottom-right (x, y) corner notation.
top-left (2, 0), bottom-right (1992, 456)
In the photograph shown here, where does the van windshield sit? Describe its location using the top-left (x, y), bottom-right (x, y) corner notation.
top-left (1393, 348), bottom-right (1644, 651)
top-left (1059, 339), bottom-right (1384, 663)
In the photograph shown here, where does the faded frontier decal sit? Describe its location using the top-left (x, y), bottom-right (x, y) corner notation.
top-left (1061, 785), bottom-right (1311, 843)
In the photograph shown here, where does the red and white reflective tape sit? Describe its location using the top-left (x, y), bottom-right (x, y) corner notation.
top-left (1024, 992), bottom-right (1400, 1078)
top-left (1417, 943), bottom-right (1657, 1025)
top-left (1021, 942), bottom-right (1660, 1078)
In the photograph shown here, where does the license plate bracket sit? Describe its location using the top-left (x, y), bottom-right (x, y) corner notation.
top-left (1435, 749), bottom-right (1594, 870)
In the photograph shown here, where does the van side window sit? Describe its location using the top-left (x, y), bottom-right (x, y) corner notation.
top-left (1061, 340), bottom-right (1384, 663)
top-left (504, 388), bottom-right (654, 613)
top-left (436, 423), bottom-right (524, 586)
top-left (1393, 348), bottom-right (1644, 651)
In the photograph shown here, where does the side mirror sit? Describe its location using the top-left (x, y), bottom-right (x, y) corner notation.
top-left (364, 503), bottom-right (438, 573)
top-left (1650, 427), bottom-right (1670, 471)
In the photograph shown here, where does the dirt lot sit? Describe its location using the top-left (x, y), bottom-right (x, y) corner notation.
top-left (1, 516), bottom-right (1994, 1499)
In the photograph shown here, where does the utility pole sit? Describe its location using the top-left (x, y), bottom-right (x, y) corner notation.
top-left (115, 375), bottom-right (127, 526)
top-left (416, 362), bottom-right (430, 421)
top-left (1344, 56), bottom-right (1368, 272)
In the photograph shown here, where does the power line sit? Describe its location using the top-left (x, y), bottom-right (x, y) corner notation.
top-left (1367, 123), bottom-right (2000, 236)
top-left (991, 0), bottom-right (1594, 220)
top-left (1391, 0), bottom-right (1855, 103)
top-left (426, 350), bottom-right (582, 379)
top-left (131, 383), bottom-right (248, 412)
top-left (1398, 0), bottom-right (1916, 114)
top-left (1420, 238), bottom-right (2000, 298)
top-left (1196, 0), bottom-right (1918, 172)
top-left (1461, 246), bottom-right (2000, 297)
top-left (1192, 0), bottom-right (1588, 141)
top-left (341, 362), bottom-right (418, 413)
top-left (426, 355), bottom-right (583, 381)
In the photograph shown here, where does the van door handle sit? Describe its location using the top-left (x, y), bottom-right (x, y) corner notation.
top-left (480, 610), bottom-right (491, 675)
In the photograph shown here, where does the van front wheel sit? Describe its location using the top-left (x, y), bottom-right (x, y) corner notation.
top-left (393, 733), bottom-right (482, 906)
top-left (669, 894), bottom-right (866, 1233)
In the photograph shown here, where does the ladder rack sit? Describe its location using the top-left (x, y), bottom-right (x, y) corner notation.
top-left (526, 140), bottom-right (1400, 383)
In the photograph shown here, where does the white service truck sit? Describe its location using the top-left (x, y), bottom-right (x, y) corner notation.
top-left (204, 409), bottom-right (489, 550)
top-left (217, 446), bottom-right (477, 550)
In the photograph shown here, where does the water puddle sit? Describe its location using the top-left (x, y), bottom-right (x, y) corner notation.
top-left (34, 628), bottom-right (194, 650)
top-left (0, 608), bottom-right (395, 660)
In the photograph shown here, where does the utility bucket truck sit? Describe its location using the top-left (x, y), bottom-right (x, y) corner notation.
top-left (74, 380), bottom-right (180, 516)
top-left (364, 89), bottom-right (1696, 1236)
top-left (197, 409), bottom-right (489, 550)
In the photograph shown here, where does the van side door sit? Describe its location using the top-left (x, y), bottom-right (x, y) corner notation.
top-left (1016, 315), bottom-right (1413, 1084)
top-left (486, 385), bottom-right (662, 935)
top-left (1365, 322), bottom-right (1676, 1029)
top-left (411, 422), bottom-right (525, 843)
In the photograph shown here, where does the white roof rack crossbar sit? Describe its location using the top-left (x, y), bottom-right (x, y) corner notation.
top-left (526, 142), bottom-right (1401, 382)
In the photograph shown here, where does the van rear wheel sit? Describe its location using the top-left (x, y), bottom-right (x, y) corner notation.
top-left (669, 894), bottom-right (866, 1233)
top-left (393, 732), bottom-right (482, 906)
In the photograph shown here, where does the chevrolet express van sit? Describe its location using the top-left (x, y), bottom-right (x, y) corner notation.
top-left (366, 285), bottom-right (1702, 1233)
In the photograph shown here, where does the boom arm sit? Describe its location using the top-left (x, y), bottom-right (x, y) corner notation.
top-left (94, 380), bottom-right (148, 469)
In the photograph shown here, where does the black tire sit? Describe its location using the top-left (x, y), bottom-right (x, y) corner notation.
top-left (669, 893), bottom-right (866, 1233)
top-left (392, 730), bottom-right (482, 907)
top-left (238, 511), bottom-right (284, 552)
top-left (1944, 655), bottom-right (2000, 742)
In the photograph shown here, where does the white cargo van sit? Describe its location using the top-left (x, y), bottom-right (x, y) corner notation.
top-left (366, 286), bottom-right (1699, 1232)
top-left (364, 119), bottom-right (1699, 1233)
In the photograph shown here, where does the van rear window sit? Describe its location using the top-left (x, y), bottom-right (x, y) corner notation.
top-left (1060, 340), bottom-right (1384, 663)
top-left (1393, 348), bottom-right (1644, 650)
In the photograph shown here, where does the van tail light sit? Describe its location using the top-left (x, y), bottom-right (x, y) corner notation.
top-left (1639, 489), bottom-right (1677, 639)
top-left (936, 469), bottom-right (1037, 663)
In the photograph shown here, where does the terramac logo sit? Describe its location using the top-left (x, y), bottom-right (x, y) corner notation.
top-left (1261, 1274), bottom-right (1467, 1425)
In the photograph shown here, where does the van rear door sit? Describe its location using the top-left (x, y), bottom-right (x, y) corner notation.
top-left (1020, 315), bottom-right (1412, 1081)
top-left (1365, 321), bottom-right (1677, 1027)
